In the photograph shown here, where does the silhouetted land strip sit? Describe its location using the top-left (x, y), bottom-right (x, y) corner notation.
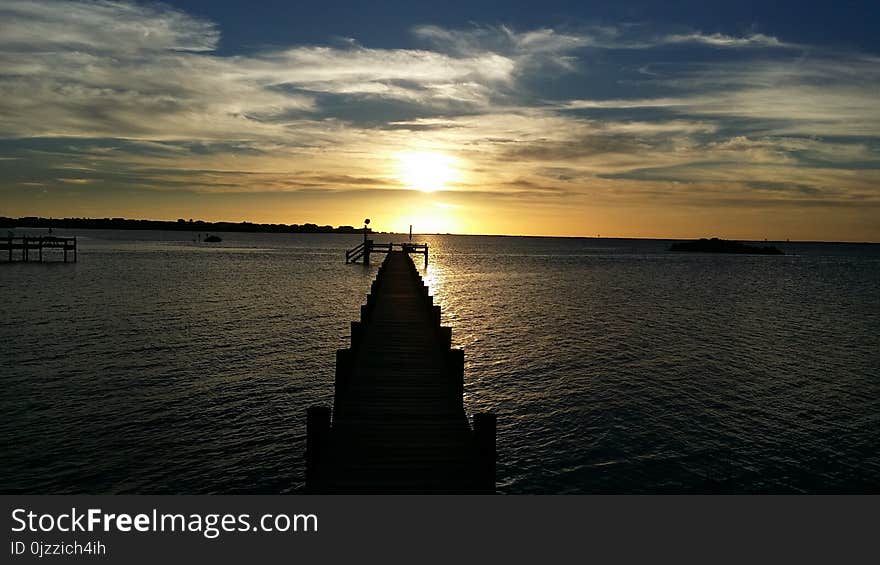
top-left (305, 251), bottom-right (495, 493)
top-left (670, 237), bottom-right (784, 255)
top-left (0, 216), bottom-right (370, 234)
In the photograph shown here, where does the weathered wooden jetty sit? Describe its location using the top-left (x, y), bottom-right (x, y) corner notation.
top-left (306, 251), bottom-right (495, 493)
top-left (1, 235), bottom-right (77, 262)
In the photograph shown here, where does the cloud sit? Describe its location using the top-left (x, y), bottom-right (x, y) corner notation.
top-left (0, 5), bottom-right (546, 142)
top-left (414, 24), bottom-right (792, 53)
top-left (662, 32), bottom-right (789, 48)
top-left (252, 46), bottom-right (517, 104)
top-left (412, 24), bottom-right (592, 57)
top-left (562, 98), bottom-right (689, 110)
top-left (0, 0), bottom-right (218, 52)
top-left (56, 178), bottom-right (96, 184)
top-left (0, 1), bottom-right (816, 145)
top-left (561, 56), bottom-right (880, 137)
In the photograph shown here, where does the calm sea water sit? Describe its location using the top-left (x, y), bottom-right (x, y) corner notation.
top-left (2, 230), bottom-right (878, 493)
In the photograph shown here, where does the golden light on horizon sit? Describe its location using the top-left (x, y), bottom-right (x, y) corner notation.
top-left (388, 200), bottom-right (463, 234)
top-left (396, 151), bottom-right (460, 193)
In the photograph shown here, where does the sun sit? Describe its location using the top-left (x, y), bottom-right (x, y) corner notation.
top-left (396, 151), bottom-right (458, 192)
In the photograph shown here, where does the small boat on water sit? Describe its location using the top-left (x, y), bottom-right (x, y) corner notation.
top-left (203, 234), bottom-right (222, 242)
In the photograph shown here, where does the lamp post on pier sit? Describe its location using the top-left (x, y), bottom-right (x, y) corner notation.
top-left (363, 218), bottom-right (371, 265)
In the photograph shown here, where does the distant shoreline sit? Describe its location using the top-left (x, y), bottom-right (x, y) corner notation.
top-left (1, 217), bottom-right (876, 244)
top-left (0, 216), bottom-right (371, 235)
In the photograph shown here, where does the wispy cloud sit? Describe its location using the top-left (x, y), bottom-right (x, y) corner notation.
top-left (661, 31), bottom-right (790, 48)
top-left (0, 0), bottom-right (218, 52)
top-left (563, 56), bottom-right (880, 136)
top-left (412, 24), bottom-right (591, 70)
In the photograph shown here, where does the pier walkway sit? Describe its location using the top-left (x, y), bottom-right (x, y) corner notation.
top-left (306, 251), bottom-right (495, 493)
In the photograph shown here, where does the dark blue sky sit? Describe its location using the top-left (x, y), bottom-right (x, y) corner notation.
top-left (173, 0), bottom-right (880, 53)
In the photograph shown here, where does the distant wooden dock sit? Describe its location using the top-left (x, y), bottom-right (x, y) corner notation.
top-left (1, 235), bottom-right (77, 262)
top-left (306, 251), bottom-right (495, 493)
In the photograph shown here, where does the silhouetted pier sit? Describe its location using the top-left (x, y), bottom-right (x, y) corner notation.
top-left (1, 235), bottom-right (77, 262)
top-left (306, 251), bottom-right (495, 493)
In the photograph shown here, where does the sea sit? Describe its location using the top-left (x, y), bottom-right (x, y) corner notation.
top-left (2, 230), bottom-right (878, 493)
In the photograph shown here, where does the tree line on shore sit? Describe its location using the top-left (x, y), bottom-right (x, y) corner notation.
top-left (0, 217), bottom-right (373, 234)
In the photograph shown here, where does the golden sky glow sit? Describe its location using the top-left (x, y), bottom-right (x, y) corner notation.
top-left (1, 1), bottom-right (879, 241)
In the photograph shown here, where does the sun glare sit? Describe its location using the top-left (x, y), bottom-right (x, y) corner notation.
top-left (396, 151), bottom-right (459, 192)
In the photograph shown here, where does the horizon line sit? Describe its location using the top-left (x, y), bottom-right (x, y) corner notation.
top-left (2, 215), bottom-right (877, 244)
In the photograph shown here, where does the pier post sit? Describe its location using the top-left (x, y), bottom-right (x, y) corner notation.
top-left (73, 237), bottom-right (77, 262)
top-left (23, 237), bottom-right (28, 262)
top-left (362, 218), bottom-right (371, 266)
top-left (439, 326), bottom-right (452, 349)
top-left (350, 321), bottom-right (364, 348)
top-left (334, 348), bottom-right (352, 415)
top-left (305, 406), bottom-right (332, 491)
top-left (447, 349), bottom-right (464, 409)
top-left (473, 413), bottom-right (496, 492)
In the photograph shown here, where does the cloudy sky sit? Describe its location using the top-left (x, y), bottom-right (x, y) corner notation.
top-left (1, 0), bottom-right (878, 239)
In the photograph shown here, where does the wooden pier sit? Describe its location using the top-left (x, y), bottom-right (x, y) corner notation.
top-left (1, 235), bottom-right (77, 262)
top-left (306, 251), bottom-right (495, 493)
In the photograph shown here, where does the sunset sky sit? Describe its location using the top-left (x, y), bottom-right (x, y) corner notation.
top-left (1, 0), bottom-right (878, 240)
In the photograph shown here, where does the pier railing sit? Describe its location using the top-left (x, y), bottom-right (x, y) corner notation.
top-left (1, 235), bottom-right (77, 262)
top-left (345, 240), bottom-right (428, 266)
top-left (345, 240), bottom-right (368, 263)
